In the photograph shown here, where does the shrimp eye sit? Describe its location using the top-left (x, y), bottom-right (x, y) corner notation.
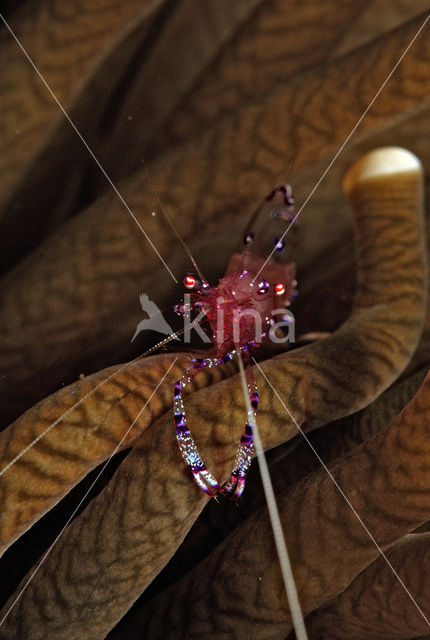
top-left (273, 237), bottom-right (285, 252)
top-left (184, 275), bottom-right (196, 289)
top-left (275, 283), bottom-right (285, 295)
top-left (243, 232), bottom-right (255, 245)
top-left (257, 279), bottom-right (269, 294)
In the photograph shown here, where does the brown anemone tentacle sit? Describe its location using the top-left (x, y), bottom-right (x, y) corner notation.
top-left (0, 148), bottom-right (426, 639)
top-left (148, 0), bottom-right (370, 154)
top-left (1, 0), bottom-right (275, 270)
top-left (0, 0), bottom-right (163, 241)
top-left (305, 533), bottom-right (430, 640)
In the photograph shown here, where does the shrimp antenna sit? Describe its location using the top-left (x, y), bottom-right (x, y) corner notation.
top-left (139, 328), bottom-right (186, 358)
top-left (140, 158), bottom-right (208, 282)
top-left (151, 187), bottom-right (208, 283)
top-left (237, 353), bottom-right (308, 640)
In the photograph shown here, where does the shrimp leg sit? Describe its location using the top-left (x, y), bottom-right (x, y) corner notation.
top-left (174, 347), bottom-right (257, 498)
top-left (221, 354), bottom-right (258, 499)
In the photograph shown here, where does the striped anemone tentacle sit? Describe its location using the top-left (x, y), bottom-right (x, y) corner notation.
top-left (173, 345), bottom-right (255, 498)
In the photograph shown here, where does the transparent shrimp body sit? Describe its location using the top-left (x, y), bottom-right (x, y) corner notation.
top-left (174, 185), bottom-right (298, 498)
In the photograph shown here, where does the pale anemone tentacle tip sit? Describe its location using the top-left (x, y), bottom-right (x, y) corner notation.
top-left (343, 146), bottom-right (423, 196)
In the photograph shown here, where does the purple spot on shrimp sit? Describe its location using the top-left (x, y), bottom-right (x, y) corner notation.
top-left (191, 461), bottom-right (206, 473)
top-left (251, 392), bottom-right (259, 410)
top-left (192, 360), bottom-right (206, 369)
top-left (273, 237), bottom-right (285, 253)
top-left (243, 232), bottom-right (255, 245)
top-left (257, 279), bottom-right (269, 295)
top-left (244, 423), bottom-right (253, 436)
top-left (174, 413), bottom-right (185, 425)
